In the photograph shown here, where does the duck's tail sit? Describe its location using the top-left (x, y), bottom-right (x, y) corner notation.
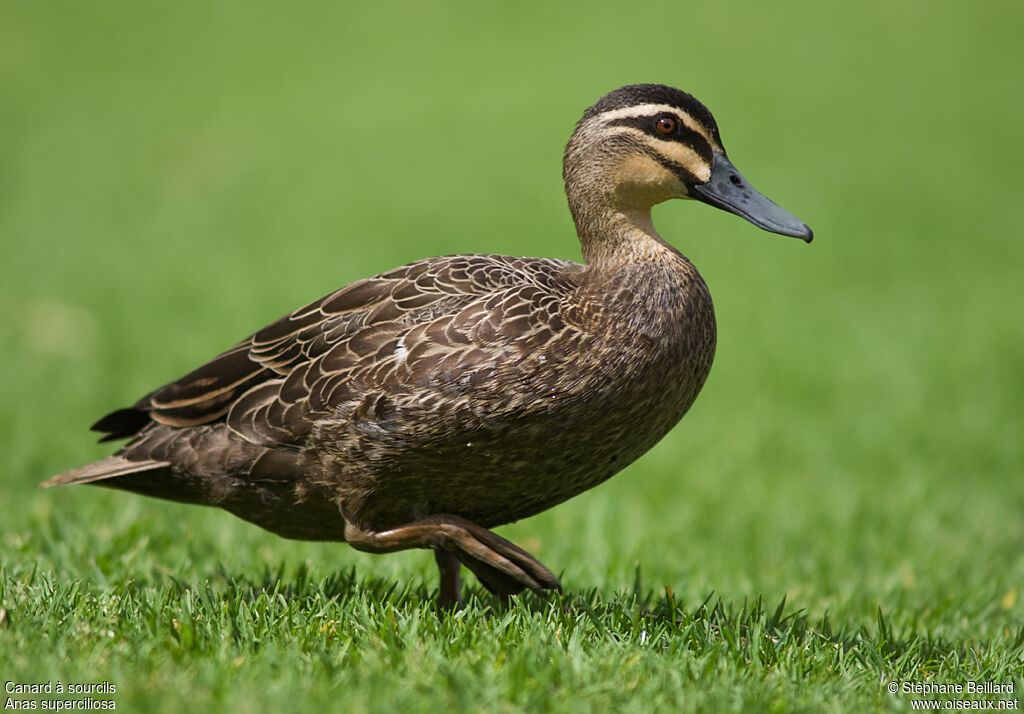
top-left (39, 456), bottom-right (170, 488)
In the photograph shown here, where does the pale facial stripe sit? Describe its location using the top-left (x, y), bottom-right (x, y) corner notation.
top-left (593, 103), bottom-right (719, 151)
top-left (601, 123), bottom-right (713, 183)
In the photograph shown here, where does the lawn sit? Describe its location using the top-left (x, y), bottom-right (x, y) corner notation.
top-left (2, 1), bottom-right (1022, 712)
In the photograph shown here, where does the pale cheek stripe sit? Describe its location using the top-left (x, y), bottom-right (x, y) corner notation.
top-left (652, 140), bottom-right (711, 182)
top-left (605, 127), bottom-right (712, 181)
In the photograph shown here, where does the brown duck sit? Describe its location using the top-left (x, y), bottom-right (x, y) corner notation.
top-left (44, 84), bottom-right (812, 608)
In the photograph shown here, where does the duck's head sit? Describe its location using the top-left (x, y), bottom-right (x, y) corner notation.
top-left (564, 84), bottom-right (812, 247)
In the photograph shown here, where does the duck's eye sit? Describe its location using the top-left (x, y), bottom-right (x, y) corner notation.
top-left (655, 117), bottom-right (677, 135)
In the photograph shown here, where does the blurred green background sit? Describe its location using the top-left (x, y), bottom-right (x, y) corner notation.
top-left (2, 0), bottom-right (1022, 708)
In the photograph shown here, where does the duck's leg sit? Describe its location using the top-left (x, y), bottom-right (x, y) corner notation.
top-left (434, 550), bottom-right (462, 609)
top-left (344, 514), bottom-right (561, 607)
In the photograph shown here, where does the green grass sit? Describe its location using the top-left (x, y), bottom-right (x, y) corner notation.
top-left (2, 0), bottom-right (1023, 711)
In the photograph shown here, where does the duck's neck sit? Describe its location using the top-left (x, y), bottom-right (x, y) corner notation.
top-left (570, 200), bottom-right (680, 269)
top-left (569, 198), bottom-right (713, 357)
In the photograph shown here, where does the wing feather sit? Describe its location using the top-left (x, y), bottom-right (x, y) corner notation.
top-left (89, 255), bottom-right (583, 455)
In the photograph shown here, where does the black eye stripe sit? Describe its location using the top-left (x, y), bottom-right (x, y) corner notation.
top-left (606, 115), bottom-right (714, 164)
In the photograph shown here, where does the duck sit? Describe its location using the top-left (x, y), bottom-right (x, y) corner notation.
top-left (43, 84), bottom-right (812, 608)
